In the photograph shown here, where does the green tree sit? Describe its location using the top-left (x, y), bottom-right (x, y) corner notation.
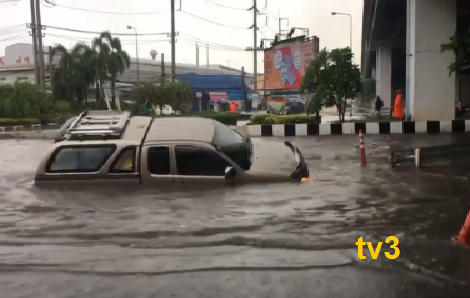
top-left (133, 76), bottom-right (192, 114)
top-left (301, 47), bottom-right (362, 122)
top-left (50, 43), bottom-right (94, 106)
top-left (441, 29), bottom-right (470, 76)
top-left (92, 31), bottom-right (131, 108)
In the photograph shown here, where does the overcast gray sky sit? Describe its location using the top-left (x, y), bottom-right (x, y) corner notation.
top-left (0, 0), bottom-right (363, 73)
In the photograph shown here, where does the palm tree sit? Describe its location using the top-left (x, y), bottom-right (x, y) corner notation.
top-left (92, 31), bottom-right (131, 109)
top-left (50, 43), bottom-right (94, 106)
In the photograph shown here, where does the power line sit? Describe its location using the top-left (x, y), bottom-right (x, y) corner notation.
top-left (42, 0), bottom-right (251, 30)
top-left (42, 0), bottom-right (171, 15)
top-left (0, 28), bottom-right (26, 36)
top-left (40, 24), bottom-right (170, 36)
top-left (46, 33), bottom-right (170, 45)
top-left (0, 33), bottom-right (29, 42)
top-left (179, 10), bottom-right (250, 29)
top-left (178, 40), bottom-right (246, 52)
top-left (0, 24), bottom-right (25, 32)
top-left (204, 0), bottom-right (250, 11)
top-left (179, 33), bottom-right (246, 50)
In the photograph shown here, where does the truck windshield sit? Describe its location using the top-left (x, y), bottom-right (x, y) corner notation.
top-left (212, 121), bottom-right (251, 171)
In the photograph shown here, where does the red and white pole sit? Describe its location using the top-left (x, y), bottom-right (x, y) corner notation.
top-left (359, 130), bottom-right (366, 166)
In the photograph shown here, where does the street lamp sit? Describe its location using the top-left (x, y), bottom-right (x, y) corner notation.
top-left (331, 12), bottom-right (352, 51)
top-left (127, 25), bottom-right (139, 86)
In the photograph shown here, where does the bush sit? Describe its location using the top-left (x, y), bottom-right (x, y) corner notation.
top-left (0, 118), bottom-right (41, 126)
top-left (250, 114), bottom-right (271, 124)
top-left (154, 111), bottom-right (238, 126)
top-left (251, 114), bottom-right (321, 125)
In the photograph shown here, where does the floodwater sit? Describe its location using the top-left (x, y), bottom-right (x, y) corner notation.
top-left (1, 135), bottom-right (470, 298)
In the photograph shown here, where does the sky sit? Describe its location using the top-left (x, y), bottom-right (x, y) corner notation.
top-left (0, 0), bottom-right (363, 73)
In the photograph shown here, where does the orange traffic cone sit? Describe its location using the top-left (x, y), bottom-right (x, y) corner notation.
top-left (452, 209), bottom-right (470, 246)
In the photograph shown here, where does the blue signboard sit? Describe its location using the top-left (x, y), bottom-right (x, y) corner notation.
top-left (226, 90), bottom-right (245, 101)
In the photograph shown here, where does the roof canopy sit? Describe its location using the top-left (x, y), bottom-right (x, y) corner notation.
top-left (175, 74), bottom-right (252, 92)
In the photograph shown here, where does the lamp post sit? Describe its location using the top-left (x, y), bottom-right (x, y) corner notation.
top-left (331, 12), bottom-right (352, 51)
top-left (127, 25), bottom-right (139, 86)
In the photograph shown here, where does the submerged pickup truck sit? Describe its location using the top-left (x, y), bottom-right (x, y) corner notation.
top-left (34, 110), bottom-right (309, 186)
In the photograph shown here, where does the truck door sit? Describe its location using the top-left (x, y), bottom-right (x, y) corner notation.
top-left (139, 145), bottom-right (175, 185)
top-left (108, 146), bottom-right (141, 185)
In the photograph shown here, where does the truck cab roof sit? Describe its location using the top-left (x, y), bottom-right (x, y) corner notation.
top-left (59, 110), bottom-right (217, 146)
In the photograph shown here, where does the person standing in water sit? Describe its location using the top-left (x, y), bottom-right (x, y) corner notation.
top-left (393, 90), bottom-right (405, 119)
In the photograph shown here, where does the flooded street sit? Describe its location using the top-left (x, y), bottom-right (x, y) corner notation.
top-left (1, 135), bottom-right (470, 297)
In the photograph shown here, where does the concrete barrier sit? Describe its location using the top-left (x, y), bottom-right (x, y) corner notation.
top-left (241, 119), bottom-right (470, 137)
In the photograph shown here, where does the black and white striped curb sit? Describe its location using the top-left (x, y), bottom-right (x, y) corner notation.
top-left (239, 120), bottom-right (470, 136)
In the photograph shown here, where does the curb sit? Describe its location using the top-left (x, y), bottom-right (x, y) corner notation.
top-left (0, 123), bottom-right (59, 132)
top-left (239, 120), bottom-right (469, 137)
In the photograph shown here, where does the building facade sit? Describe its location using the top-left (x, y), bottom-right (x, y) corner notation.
top-left (362, 0), bottom-right (470, 121)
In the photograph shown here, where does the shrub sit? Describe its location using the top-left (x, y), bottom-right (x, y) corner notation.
top-left (0, 118), bottom-right (41, 126)
top-left (250, 114), bottom-right (271, 124)
top-left (250, 114), bottom-right (321, 125)
top-left (154, 111), bottom-right (238, 126)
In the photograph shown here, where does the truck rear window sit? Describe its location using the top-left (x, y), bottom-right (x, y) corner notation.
top-left (46, 145), bottom-right (116, 173)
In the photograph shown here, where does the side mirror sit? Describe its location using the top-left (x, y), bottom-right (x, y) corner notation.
top-left (224, 166), bottom-right (236, 180)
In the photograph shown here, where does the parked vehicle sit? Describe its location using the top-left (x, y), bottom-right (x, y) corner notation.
top-left (283, 99), bottom-right (306, 115)
top-left (35, 110), bottom-right (309, 186)
top-left (154, 104), bottom-right (176, 115)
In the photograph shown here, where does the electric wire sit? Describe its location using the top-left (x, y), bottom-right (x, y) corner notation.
top-left (42, 0), bottom-right (171, 15)
top-left (41, 24), bottom-right (169, 36)
top-left (0, 24), bottom-right (25, 32)
top-left (42, 0), bottom-right (251, 30)
top-left (180, 10), bottom-right (250, 30)
top-left (204, 0), bottom-right (250, 11)
top-left (178, 33), bottom-right (245, 50)
top-left (0, 33), bottom-right (29, 42)
top-left (45, 33), bottom-right (171, 45)
top-left (0, 28), bottom-right (27, 37)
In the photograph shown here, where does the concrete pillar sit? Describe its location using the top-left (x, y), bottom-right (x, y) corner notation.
top-left (408, 0), bottom-right (456, 121)
top-left (375, 46), bottom-right (392, 109)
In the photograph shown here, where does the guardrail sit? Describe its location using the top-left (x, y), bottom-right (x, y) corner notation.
top-left (391, 144), bottom-right (470, 168)
top-left (0, 124), bottom-right (43, 132)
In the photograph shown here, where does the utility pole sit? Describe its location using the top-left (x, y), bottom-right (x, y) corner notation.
top-left (196, 42), bottom-right (199, 68)
top-left (206, 44), bottom-right (209, 68)
top-left (35, 0), bottom-right (45, 89)
top-left (161, 53), bottom-right (165, 76)
top-left (48, 45), bottom-right (53, 88)
top-left (29, 0), bottom-right (39, 85)
top-left (170, 0), bottom-right (176, 81)
top-left (252, 0), bottom-right (257, 92)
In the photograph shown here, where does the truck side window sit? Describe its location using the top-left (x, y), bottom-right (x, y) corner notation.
top-left (47, 145), bottom-right (116, 173)
top-left (148, 147), bottom-right (171, 175)
top-left (110, 147), bottom-right (137, 173)
top-left (175, 145), bottom-right (229, 176)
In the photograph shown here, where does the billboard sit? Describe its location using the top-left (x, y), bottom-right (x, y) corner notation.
top-left (264, 40), bottom-right (315, 90)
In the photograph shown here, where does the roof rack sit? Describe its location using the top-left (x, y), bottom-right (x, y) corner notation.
top-left (65, 110), bottom-right (131, 140)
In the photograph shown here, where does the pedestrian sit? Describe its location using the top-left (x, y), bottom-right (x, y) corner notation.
top-left (375, 95), bottom-right (383, 118)
top-left (393, 90), bottom-right (405, 120)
